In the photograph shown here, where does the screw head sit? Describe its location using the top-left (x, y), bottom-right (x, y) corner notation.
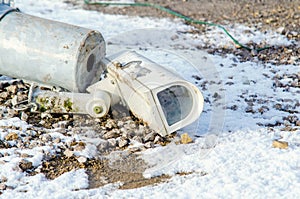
top-left (93, 106), bottom-right (103, 114)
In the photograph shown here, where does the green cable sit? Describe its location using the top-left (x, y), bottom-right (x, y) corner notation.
top-left (84, 0), bottom-right (269, 52)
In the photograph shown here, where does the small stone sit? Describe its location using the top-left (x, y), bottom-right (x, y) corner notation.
top-left (111, 110), bottom-right (119, 118)
top-left (212, 92), bottom-right (222, 99)
top-left (108, 138), bottom-right (117, 147)
top-left (11, 96), bottom-right (18, 106)
top-left (105, 119), bottom-right (117, 129)
top-left (77, 156), bottom-right (87, 163)
top-left (181, 133), bottom-right (193, 144)
top-left (154, 135), bottom-right (162, 144)
top-left (128, 147), bottom-right (142, 153)
top-left (97, 140), bottom-right (109, 151)
top-left (35, 167), bottom-right (41, 173)
top-left (21, 112), bottom-right (29, 121)
top-left (52, 123), bottom-right (59, 129)
top-left (41, 113), bottom-right (52, 119)
top-left (245, 106), bottom-right (255, 113)
top-left (41, 134), bottom-right (52, 142)
top-left (19, 159), bottom-right (33, 171)
top-left (0, 183), bottom-right (7, 190)
top-left (122, 130), bottom-right (135, 139)
top-left (117, 121), bottom-right (124, 127)
top-left (144, 142), bottom-right (154, 148)
top-left (143, 132), bottom-right (156, 142)
top-left (103, 129), bottom-right (120, 139)
top-left (276, 27), bottom-right (286, 34)
top-left (39, 120), bottom-right (46, 125)
top-left (53, 137), bottom-right (61, 143)
top-left (291, 31), bottom-right (298, 37)
top-left (6, 85), bottom-right (17, 93)
top-left (64, 149), bottom-right (74, 157)
top-left (118, 138), bottom-right (128, 148)
top-left (132, 136), bottom-right (143, 143)
top-left (7, 108), bottom-right (17, 117)
top-left (272, 140), bottom-right (288, 149)
top-left (0, 92), bottom-right (9, 99)
top-left (20, 153), bottom-right (30, 158)
top-left (16, 140), bottom-right (24, 148)
top-left (74, 144), bottom-right (85, 151)
top-left (5, 132), bottom-right (19, 141)
top-left (1, 176), bottom-right (7, 183)
top-left (63, 114), bottom-right (69, 120)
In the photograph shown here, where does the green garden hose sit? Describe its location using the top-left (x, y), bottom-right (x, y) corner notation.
top-left (84, 0), bottom-right (270, 52)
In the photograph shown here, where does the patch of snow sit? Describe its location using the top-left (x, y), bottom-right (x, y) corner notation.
top-left (0, 0), bottom-right (299, 198)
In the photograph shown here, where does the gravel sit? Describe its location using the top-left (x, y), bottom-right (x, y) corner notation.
top-left (1, 0), bottom-right (300, 191)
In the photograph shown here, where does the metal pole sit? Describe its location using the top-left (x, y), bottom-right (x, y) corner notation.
top-left (0, 4), bottom-right (106, 92)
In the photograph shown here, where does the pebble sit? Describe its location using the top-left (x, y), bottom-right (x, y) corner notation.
top-left (144, 142), bottom-right (154, 148)
top-left (0, 183), bottom-right (7, 190)
top-left (41, 113), bottom-right (52, 119)
top-left (103, 129), bottom-right (120, 139)
top-left (1, 176), bottom-right (7, 183)
top-left (0, 92), bottom-right (9, 99)
top-left (5, 132), bottom-right (19, 141)
top-left (19, 159), bottom-right (33, 171)
top-left (181, 133), bottom-right (193, 144)
top-left (143, 132), bottom-right (157, 142)
top-left (105, 119), bottom-right (117, 129)
top-left (7, 108), bottom-right (17, 117)
top-left (63, 149), bottom-right (74, 157)
top-left (20, 153), bottom-right (30, 158)
top-left (77, 156), bottom-right (87, 163)
top-left (276, 27), bottom-right (285, 34)
top-left (11, 96), bottom-right (18, 106)
top-left (74, 144), bottom-right (85, 151)
top-left (97, 140), bottom-right (109, 151)
top-left (53, 137), bottom-right (61, 144)
top-left (154, 135), bottom-right (162, 144)
top-left (272, 140), bottom-right (288, 149)
top-left (108, 138), bottom-right (117, 147)
top-left (118, 138), bottom-right (128, 148)
top-left (39, 120), bottom-right (46, 125)
top-left (121, 130), bottom-right (135, 139)
top-left (132, 136), bottom-right (143, 143)
top-left (5, 85), bottom-right (17, 93)
top-left (41, 134), bottom-right (52, 142)
top-left (21, 112), bottom-right (29, 121)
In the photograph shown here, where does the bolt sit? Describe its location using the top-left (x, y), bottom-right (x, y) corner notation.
top-left (93, 106), bottom-right (103, 114)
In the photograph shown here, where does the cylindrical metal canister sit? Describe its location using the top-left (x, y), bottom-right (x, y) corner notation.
top-left (0, 8), bottom-right (105, 92)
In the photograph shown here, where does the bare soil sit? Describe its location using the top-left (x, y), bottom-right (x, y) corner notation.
top-left (2, 0), bottom-right (299, 191)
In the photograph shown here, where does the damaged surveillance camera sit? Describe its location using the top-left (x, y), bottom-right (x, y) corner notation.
top-left (88, 51), bottom-right (204, 136)
top-left (0, 3), bottom-right (204, 136)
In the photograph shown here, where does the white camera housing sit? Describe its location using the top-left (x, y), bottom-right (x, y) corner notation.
top-left (88, 51), bottom-right (204, 136)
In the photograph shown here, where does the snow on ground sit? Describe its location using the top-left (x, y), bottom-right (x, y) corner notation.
top-left (1, 0), bottom-right (299, 198)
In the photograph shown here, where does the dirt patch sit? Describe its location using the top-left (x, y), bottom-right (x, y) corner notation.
top-left (83, 0), bottom-right (300, 40)
top-left (39, 153), bottom-right (171, 190)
